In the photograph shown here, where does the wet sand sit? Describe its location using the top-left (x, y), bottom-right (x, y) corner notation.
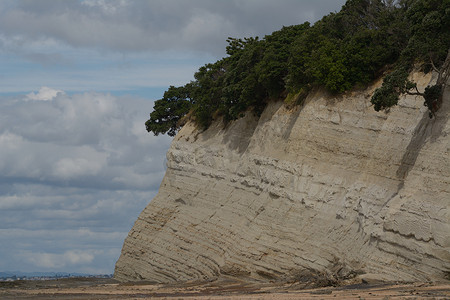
top-left (1, 277), bottom-right (449, 299)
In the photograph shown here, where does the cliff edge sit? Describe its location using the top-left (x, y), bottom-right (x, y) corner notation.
top-left (115, 72), bottom-right (449, 283)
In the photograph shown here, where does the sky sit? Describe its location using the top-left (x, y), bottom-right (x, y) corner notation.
top-left (0, 0), bottom-right (346, 275)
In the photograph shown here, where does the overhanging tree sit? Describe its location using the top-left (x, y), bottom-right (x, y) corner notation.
top-left (145, 85), bottom-right (192, 136)
top-left (371, 0), bottom-right (450, 116)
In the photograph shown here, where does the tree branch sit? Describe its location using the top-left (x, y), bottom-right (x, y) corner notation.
top-left (414, 85), bottom-right (422, 95)
top-left (429, 54), bottom-right (439, 73)
top-left (405, 91), bottom-right (423, 96)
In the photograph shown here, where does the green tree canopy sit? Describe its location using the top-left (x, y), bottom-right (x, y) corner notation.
top-left (371, 0), bottom-right (450, 113)
top-left (145, 85), bottom-right (192, 136)
top-left (146, 0), bottom-right (450, 136)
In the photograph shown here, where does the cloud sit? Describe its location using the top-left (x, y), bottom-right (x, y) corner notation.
top-left (0, 0), bottom-right (346, 56)
top-left (53, 157), bottom-right (105, 180)
top-left (0, 89), bottom-right (171, 189)
top-left (26, 86), bottom-right (64, 101)
top-left (22, 250), bottom-right (95, 269)
top-left (0, 89), bottom-right (170, 273)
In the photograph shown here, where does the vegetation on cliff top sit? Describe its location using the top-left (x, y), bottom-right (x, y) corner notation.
top-left (146, 0), bottom-right (450, 137)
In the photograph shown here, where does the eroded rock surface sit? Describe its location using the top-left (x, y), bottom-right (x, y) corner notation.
top-left (115, 73), bottom-right (449, 283)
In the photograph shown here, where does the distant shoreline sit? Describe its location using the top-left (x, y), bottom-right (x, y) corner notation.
top-left (0, 272), bottom-right (112, 282)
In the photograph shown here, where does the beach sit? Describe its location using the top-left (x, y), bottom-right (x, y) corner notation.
top-left (1, 277), bottom-right (449, 299)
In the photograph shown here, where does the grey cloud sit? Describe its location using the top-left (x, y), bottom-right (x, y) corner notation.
top-left (0, 184), bottom-right (158, 273)
top-left (0, 183), bottom-right (151, 230)
top-left (0, 0), bottom-right (346, 56)
top-left (0, 186), bottom-right (147, 272)
top-left (0, 90), bottom-right (171, 190)
top-left (1, 224), bottom-right (124, 273)
top-left (0, 90), bottom-right (169, 273)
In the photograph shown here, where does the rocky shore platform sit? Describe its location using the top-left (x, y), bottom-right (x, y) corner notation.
top-left (1, 277), bottom-right (449, 299)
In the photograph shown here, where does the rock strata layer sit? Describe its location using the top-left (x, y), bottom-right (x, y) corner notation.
top-left (115, 73), bottom-right (450, 283)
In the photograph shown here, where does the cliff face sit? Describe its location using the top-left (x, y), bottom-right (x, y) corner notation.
top-left (115, 72), bottom-right (450, 283)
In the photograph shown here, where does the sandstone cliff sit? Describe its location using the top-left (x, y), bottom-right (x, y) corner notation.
top-left (115, 72), bottom-right (449, 283)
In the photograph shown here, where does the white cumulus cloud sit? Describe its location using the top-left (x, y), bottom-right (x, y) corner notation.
top-left (26, 86), bottom-right (64, 101)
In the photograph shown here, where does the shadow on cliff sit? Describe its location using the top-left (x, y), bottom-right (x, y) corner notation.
top-left (197, 111), bottom-right (261, 154)
top-left (224, 115), bottom-right (260, 154)
top-left (396, 88), bottom-right (449, 180)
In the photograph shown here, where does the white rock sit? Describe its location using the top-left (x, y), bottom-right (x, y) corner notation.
top-left (115, 72), bottom-right (449, 283)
